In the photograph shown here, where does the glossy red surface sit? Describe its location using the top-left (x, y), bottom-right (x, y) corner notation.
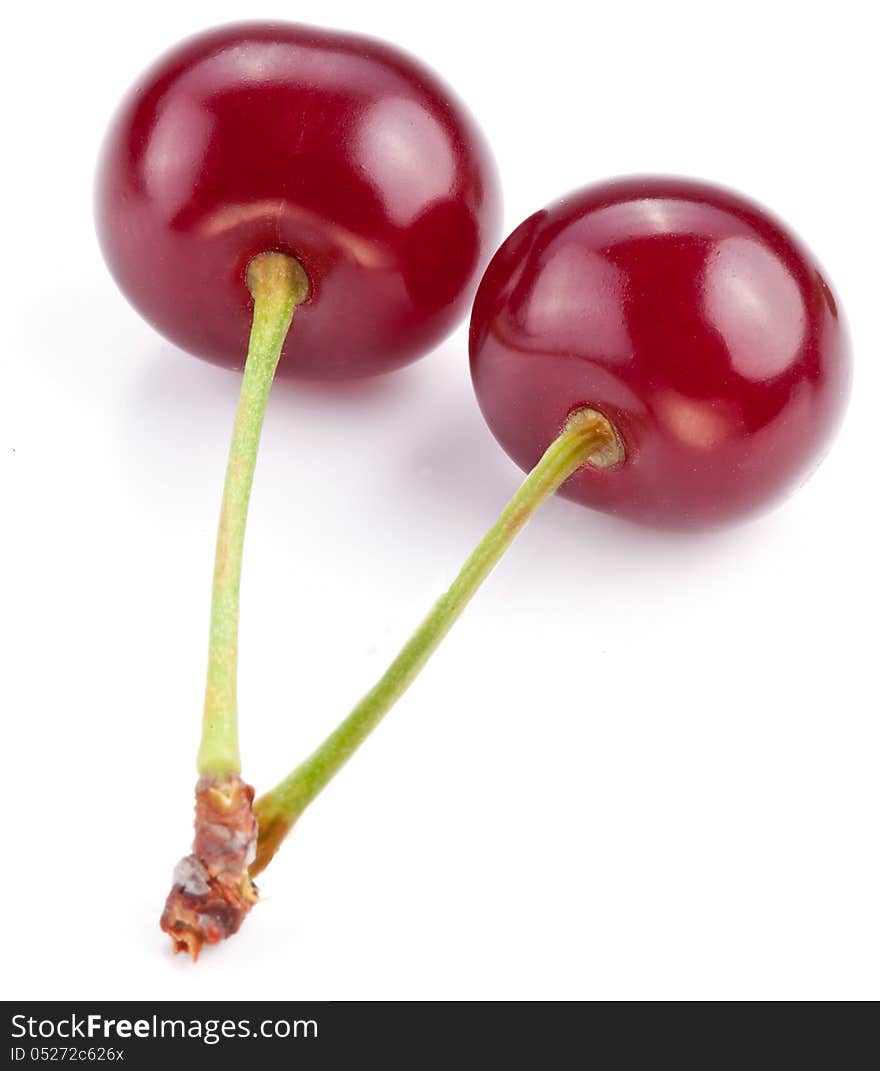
top-left (96, 22), bottom-right (500, 378)
top-left (470, 177), bottom-right (851, 528)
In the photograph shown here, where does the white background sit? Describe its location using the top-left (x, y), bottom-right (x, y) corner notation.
top-left (2, 0), bottom-right (877, 1001)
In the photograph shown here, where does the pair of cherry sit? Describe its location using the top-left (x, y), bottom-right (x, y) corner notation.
top-left (96, 22), bottom-right (851, 958)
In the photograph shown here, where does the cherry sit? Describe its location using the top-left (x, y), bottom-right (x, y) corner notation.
top-left (470, 175), bottom-right (850, 528)
top-left (250, 177), bottom-right (850, 878)
top-left (95, 21), bottom-right (499, 959)
top-left (97, 21), bottom-right (499, 379)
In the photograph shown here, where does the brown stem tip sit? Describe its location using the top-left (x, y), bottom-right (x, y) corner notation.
top-left (250, 795), bottom-right (296, 879)
top-left (160, 774), bottom-right (258, 960)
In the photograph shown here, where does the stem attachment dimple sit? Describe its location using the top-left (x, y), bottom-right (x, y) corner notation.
top-left (197, 252), bottom-right (309, 777)
top-left (251, 407), bottom-right (623, 875)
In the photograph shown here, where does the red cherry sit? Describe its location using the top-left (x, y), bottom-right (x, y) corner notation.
top-left (248, 181), bottom-right (854, 878)
top-left (96, 21), bottom-right (500, 378)
top-left (470, 176), bottom-right (850, 528)
top-left (96, 22), bottom-right (499, 958)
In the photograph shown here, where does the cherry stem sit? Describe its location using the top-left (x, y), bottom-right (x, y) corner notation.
top-left (251, 407), bottom-right (624, 873)
top-left (197, 252), bottom-right (309, 776)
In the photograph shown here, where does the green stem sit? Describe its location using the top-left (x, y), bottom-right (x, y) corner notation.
top-left (197, 253), bottom-right (309, 776)
top-left (252, 407), bottom-right (623, 872)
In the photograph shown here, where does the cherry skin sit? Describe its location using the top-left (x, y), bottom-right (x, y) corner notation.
top-left (96, 21), bottom-right (500, 378)
top-left (470, 176), bottom-right (851, 529)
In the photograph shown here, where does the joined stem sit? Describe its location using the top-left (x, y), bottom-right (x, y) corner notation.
top-left (197, 252), bottom-right (309, 776)
top-left (251, 407), bottom-right (623, 873)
